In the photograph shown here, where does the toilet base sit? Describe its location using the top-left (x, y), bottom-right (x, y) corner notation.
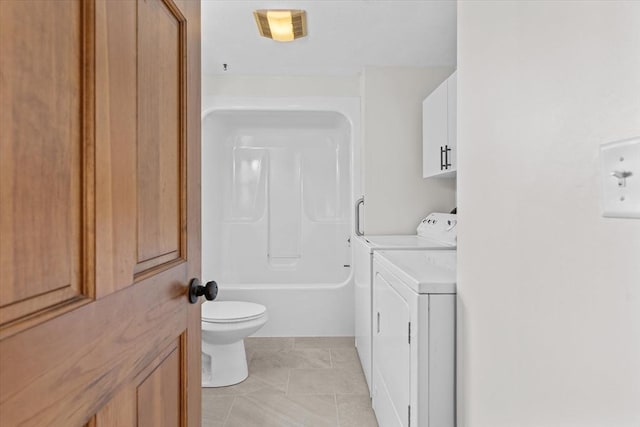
top-left (202, 339), bottom-right (248, 387)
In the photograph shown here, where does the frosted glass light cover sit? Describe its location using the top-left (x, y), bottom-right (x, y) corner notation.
top-left (253, 9), bottom-right (307, 42)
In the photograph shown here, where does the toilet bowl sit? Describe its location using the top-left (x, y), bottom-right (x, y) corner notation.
top-left (201, 301), bottom-right (268, 387)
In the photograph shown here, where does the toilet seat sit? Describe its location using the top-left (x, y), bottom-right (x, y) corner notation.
top-left (202, 301), bottom-right (266, 323)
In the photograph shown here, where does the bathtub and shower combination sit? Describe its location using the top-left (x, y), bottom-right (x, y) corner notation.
top-left (201, 97), bottom-right (361, 341)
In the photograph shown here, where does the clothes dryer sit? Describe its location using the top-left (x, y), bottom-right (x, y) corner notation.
top-left (353, 213), bottom-right (456, 395)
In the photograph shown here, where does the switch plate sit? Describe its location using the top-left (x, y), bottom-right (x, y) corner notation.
top-left (600, 137), bottom-right (640, 218)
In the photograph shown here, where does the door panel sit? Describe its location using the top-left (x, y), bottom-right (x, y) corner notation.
top-left (94, 385), bottom-right (136, 426)
top-left (93, 337), bottom-right (184, 427)
top-left (0, 0), bottom-right (88, 330)
top-left (0, 0), bottom-right (202, 425)
top-left (94, 0), bottom-right (137, 297)
top-left (136, 0), bottom-right (186, 275)
top-left (137, 344), bottom-right (182, 427)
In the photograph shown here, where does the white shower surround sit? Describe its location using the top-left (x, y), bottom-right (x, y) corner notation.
top-left (202, 97), bottom-right (361, 336)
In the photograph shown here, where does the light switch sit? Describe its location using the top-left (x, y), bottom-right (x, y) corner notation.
top-left (600, 137), bottom-right (640, 219)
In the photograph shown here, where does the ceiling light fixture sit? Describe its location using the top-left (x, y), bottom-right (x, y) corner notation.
top-left (253, 9), bottom-right (307, 42)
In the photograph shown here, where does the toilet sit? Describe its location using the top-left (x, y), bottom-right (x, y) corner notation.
top-left (201, 300), bottom-right (268, 387)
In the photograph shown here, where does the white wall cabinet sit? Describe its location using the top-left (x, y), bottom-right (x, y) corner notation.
top-left (423, 71), bottom-right (457, 178)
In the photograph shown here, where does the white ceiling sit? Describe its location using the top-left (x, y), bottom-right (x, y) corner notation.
top-left (201, 0), bottom-right (457, 76)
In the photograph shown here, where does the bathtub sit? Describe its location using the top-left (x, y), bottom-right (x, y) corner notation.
top-left (201, 97), bottom-right (361, 336)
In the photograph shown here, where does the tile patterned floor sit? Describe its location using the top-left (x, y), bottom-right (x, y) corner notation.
top-left (202, 337), bottom-right (378, 427)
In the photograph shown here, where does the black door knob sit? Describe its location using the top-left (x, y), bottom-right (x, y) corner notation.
top-left (188, 278), bottom-right (218, 304)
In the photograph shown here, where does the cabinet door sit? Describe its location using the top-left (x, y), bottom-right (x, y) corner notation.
top-left (422, 80), bottom-right (448, 178)
top-left (447, 71), bottom-right (457, 173)
top-left (373, 270), bottom-right (410, 427)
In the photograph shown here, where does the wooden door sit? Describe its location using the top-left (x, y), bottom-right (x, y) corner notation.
top-left (0, 0), bottom-right (202, 425)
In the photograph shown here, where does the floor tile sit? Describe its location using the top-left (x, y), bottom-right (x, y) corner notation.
top-left (201, 394), bottom-right (234, 426)
top-left (251, 348), bottom-right (331, 370)
top-left (225, 394), bottom-right (338, 427)
top-left (288, 368), bottom-right (369, 395)
top-left (336, 395), bottom-right (379, 427)
top-left (330, 348), bottom-right (361, 370)
top-left (203, 374), bottom-right (286, 396)
top-left (295, 336), bottom-right (355, 349)
top-left (248, 364), bottom-right (289, 387)
top-left (245, 337), bottom-right (295, 360)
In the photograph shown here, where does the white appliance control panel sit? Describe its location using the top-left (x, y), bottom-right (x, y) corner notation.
top-left (417, 212), bottom-right (457, 246)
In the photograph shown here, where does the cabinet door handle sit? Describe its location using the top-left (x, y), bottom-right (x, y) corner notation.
top-left (440, 146), bottom-right (446, 170)
top-left (444, 145), bottom-right (452, 170)
top-left (377, 312), bottom-right (380, 334)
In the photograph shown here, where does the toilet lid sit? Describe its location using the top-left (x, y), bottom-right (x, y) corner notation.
top-left (202, 301), bottom-right (267, 323)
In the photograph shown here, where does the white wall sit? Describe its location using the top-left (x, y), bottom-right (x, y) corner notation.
top-left (457, 2), bottom-right (640, 426)
top-left (362, 67), bottom-right (457, 235)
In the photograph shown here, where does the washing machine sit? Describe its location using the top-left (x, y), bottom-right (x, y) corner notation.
top-left (353, 212), bottom-right (457, 396)
top-left (372, 249), bottom-right (456, 427)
